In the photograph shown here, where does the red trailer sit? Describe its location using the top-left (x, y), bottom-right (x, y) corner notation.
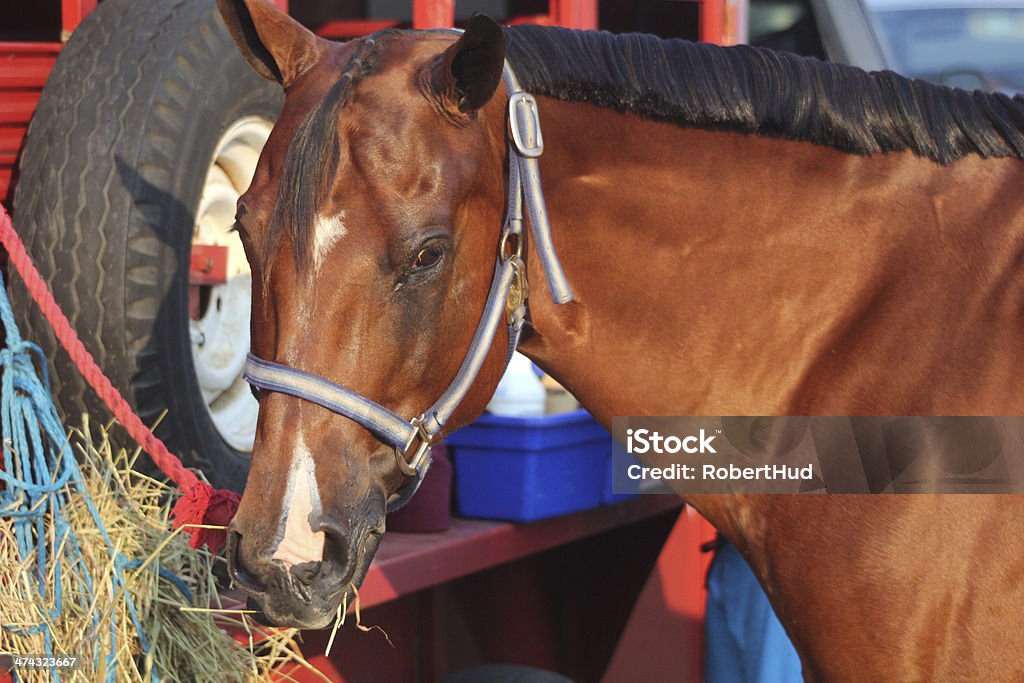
top-left (0, 2), bottom-right (729, 680)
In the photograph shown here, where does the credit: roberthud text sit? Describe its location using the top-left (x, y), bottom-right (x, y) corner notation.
top-left (611, 416), bottom-right (1024, 494)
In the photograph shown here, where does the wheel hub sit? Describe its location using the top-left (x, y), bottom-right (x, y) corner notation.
top-left (190, 117), bottom-right (271, 453)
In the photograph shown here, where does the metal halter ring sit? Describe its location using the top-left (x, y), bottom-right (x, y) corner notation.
top-left (394, 416), bottom-right (433, 477)
top-left (498, 226), bottom-right (523, 262)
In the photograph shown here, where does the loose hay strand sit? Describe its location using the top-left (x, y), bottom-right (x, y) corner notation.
top-left (351, 583), bottom-right (394, 648)
top-left (321, 581), bottom-right (396, 657)
top-left (324, 590), bottom-right (347, 657)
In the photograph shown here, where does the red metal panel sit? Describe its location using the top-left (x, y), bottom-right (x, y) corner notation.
top-left (0, 43), bottom-right (61, 204)
top-left (701, 0), bottom-right (742, 45)
top-left (552, 0), bottom-right (598, 30)
top-left (61, 0), bottom-right (98, 39)
top-left (0, 167), bottom-right (12, 204)
top-left (701, 0), bottom-right (724, 43)
top-left (0, 44), bottom-right (61, 89)
top-left (190, 244), bottom-right (229, 285)
top-left (0, 47), bottom-right (57, 88)
top-left (0, 91), bottom-right (44, 125)
top-left (602, 507), bottom-right (717, 682)
top-left (413, 0), bottom-right (455, 29)
top-left (0, 129), bottom-right (25, 155)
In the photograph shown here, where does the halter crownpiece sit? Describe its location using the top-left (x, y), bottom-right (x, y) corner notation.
top-left (502, 65), bottom-right (574, 305)
top-left (244, 60), bottom-right (573, 512)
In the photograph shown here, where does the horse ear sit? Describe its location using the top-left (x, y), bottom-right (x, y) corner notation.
top-left (430, 14), bottom-right (506, 114)
top-left (217, 0), bottom-right (327, 87)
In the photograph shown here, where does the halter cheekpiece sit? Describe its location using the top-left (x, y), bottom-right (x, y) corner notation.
top-left (243, 60), bottom-right (574, 512)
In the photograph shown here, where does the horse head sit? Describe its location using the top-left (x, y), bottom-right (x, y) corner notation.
top-left (217, 0), bottom-right (515, 628)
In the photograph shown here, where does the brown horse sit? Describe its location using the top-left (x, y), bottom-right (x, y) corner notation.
top-left (216, 0), bottom-right (1024, 679)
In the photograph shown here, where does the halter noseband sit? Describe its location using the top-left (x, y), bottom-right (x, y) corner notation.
top-left (243, 62), bottom-right (573, 512)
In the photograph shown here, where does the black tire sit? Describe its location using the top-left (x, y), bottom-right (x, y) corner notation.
top-left (9, 0), bottom-right (282, 491)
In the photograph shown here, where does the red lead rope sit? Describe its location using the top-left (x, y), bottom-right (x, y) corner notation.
top-left (0, 204), bottom-right (239, 553)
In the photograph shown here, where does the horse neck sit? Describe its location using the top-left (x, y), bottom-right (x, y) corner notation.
top-left (503, 98), bottom-right (1024, 679)
top-left (514, 97), bottom-right (1024, 545)
top-left (517, 97), bottom-right (1024, 422)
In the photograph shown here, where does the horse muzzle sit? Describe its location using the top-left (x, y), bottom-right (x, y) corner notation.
top-left (226, 519), bottom-right (383, 629)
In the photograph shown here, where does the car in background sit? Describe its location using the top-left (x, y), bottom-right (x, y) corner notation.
top-left (747, 0), bottom-right (1024, 92)
top-left (746, 0), bottom-right (888, 68)
top-left (866, 0), bottom-right (1024, 92)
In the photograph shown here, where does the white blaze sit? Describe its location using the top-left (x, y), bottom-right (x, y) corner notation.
top-left (312, 211), bottom-right (348, 272)
top-left (271, 430), bottom-right (326, 566)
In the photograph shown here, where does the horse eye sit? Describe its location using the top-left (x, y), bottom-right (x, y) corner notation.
top-left (413, 245), bottom-right (443, 270)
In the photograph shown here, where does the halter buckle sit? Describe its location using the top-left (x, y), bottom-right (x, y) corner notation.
top-left (506, 256), bottom-right (529, 324)
top-left (395, 416), bottom-right (433, 477)
top-left (509, 93), bottom-right (544, 158)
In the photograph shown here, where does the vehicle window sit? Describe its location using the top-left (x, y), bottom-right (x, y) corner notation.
top-left (872, 7), bottom-right (1024, 91)
top-left (748, 0), bottom-right (826, 59)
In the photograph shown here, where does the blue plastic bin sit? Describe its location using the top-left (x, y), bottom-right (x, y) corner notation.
top-left (445, 410), bottom-right (610, 522)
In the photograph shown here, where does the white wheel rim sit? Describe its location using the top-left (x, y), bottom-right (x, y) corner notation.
top-left (191, 117), bottom-right (271, 453)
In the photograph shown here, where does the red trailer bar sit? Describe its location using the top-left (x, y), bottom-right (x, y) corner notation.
top-left (701, 0), bottom-right (744, 45)
top-left (552, 0), bottom-right (598, 31)
top-left (410, 0), bottom-right (596, 31)
top-left (0, 43), bottom-right (61, 204)
top-left (60, 0), bottom-right (97, 41)
top-left (413, 0), bottom-right (455, 29)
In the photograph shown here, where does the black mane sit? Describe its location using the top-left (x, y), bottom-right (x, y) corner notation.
top-left (504, 24), bottom-right (1024, 163)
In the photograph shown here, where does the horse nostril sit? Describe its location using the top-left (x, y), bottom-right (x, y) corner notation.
top-left (290, 560), bottom-right (322, 586)
top-left (315, 519), bottom-right (351, 570)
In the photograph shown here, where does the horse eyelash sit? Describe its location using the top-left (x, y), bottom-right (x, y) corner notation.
top-left (395, 253), bottom-right (445, 291)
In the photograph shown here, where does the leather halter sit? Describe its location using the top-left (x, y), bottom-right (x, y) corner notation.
top-left (244, 62), bottom-right (573, 512)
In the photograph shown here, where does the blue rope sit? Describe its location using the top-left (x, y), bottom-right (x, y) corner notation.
top-left (0, 271), bottom-right (192, 681)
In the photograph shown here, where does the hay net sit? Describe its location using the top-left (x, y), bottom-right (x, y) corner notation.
top-left (0, 269), bottom-right (312, 683)
top-left (0, 265), bottom-right (156, 679)
top-left (1, 264), bottom-right (155, 663)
